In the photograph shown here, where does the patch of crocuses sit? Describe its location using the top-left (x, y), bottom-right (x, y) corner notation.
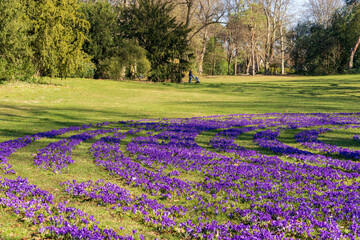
top-left (33, 128), bottom-right (121, 173)
top-left (0, 176), bottom-right (134, 239)
top-left (355, 134), bottom-right (360, 142)
top-left (295, 128), bottom-right (360, 159)
top-left (1, 113), bottom-right (360, 239)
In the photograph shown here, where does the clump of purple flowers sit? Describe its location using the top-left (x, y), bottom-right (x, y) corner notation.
top-left (0, 176), bottom-right (133, 239)
top-left (33, 128), bottom-right (119, 173)
top-left (296, 128), bottom-right (360, 159)
top-left (354, 134), bottom-right (360, 142)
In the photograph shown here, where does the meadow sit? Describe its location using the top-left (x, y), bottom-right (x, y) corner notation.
top-left (0, 75), bottom-right (360, 239)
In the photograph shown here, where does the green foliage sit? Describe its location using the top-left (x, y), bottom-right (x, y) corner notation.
top-left (203, 37), bottom-right (228, 75)
top-left (290, 22), bottom-right (342, 75)
top-left (345, 0), bottom-right (359, 6)
top-left (340, 4), bottom-right (360, 70)
top-left (80, 1), bottom-right (150, 80)
top-left (0, 0), bottom-right (34, 82)
top-left (71, 60), bottom-right (96, 79)
top-left (290, 3), bottom-right (360, 74)
top-left (119, 0), bottom-right (191, 82)
top-left (27, 0), bottom-right (90, 78)
top-left (121, 40), bottom-right (151, 79)
top-left (80, 0), bottom-right (118, 79)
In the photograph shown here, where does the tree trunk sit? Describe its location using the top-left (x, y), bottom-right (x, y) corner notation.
top-left (227, 44), bottom-right (233, 75)
top-left (280, 23), bottom-right (285, 75)
top-left (246, 57), bottom-right (251, 75)
top-left (251, 27), bottom-right (256, 76)
top-left (269, 16), bottom-right (277, 64)
top-left (265, 36), bottom-right (271, 72)
top-left (234, 48), bottom-right (238, 75)
top-left (198, 28), bottom-right (208, 75)
top-left (349, 35), bottom-right (360, 69)
top-left (212, 55), bottom-right (216, 75)
top-left (185, 0), bottom-right (193, 27)
top-left (264, 8), bottom-right (271, 73)
top-left (227, 59), bottom-right (231, 75)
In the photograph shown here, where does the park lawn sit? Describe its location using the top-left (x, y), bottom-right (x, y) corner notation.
top-left (0, 74), bottom-right (360, 239)
top-left (0, 74), bottom-right (359, 143)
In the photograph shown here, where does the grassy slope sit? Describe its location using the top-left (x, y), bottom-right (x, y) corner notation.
top-left (0, 74), bottom-right (360, 238)
top-left (0, 74), bottom-right (359, 142)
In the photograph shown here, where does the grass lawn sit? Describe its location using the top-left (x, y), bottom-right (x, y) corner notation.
top-left (0, 74), bottom-right (360, 239)
top-left (0, 74), bottom-right (359, 142)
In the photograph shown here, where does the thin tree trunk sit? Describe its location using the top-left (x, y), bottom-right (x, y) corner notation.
top-left (227, 60), bottom-right (231, 75)
top-left (269, 16), bottom-right (277, 64)
top-left (349, 35), bottom-right (360, 69)
top-left (246, 57), bottom-right (251, 75)
top-left (198, 28), bottom-right (208, 75)
top-left (280, 23), bottom-right (285, 75)
top-left (212, 55), bottom-right (216, 75)
top-left (264, 8), bottom-right (271, 73)
top-left (227, 44), bottom-right (233, 75)
top-left (185, 0), bottom-right (193, 27)
top-left (251, 27), bottom-right (256, 76)
top-left (234, 48), bottom-right (238, 75)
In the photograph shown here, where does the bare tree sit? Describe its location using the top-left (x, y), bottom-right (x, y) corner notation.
top-left (242, 2), bottom-right (265, 75)
top-left (303, 0), bottom-right (343, 27)
top-left (172, 0), bottom-right (226, 74)
top-left (276, 0), bottom-right (290, 74)
top-left (258, 0), bottom-right (279, 73)
top-left (195, 0), bottom-right (226, 74)
top-left (224, 0), bottom-right (246, 75)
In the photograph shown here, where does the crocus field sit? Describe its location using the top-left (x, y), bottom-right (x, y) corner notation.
top-left (1, 113), bottom-right (360, 239)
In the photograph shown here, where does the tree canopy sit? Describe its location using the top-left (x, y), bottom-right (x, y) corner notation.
top-left (1, 0), bottom-right (360, 81)
top-left (0, 0), bottom-right (33, 82)
top-left (119, 0), bottom-right (191, 82)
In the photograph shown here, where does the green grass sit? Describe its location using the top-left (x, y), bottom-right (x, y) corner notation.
top-left (1, 74), bottom-right (360, 239)
top-left (1, 74), bottom-right (360, 142)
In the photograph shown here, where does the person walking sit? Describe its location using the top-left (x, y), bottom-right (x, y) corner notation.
top-left (189, 69), bottom-right (195, 83)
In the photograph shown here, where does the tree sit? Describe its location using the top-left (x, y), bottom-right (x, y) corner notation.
top-left (276, 0), bottom-right (291, 74)
top-left (27, 0), bottom-right (90, 78)
top-left (289, 21), bottom-right (342, 75)
top-left (194, 0), bottom-right (226, 75)
top-left (303, 0), bottom-right (343, 27)
top-left (203, 36), bottom-right (228, 75)
top-left (171, 0), bottom-right (226, 75)
top-left (260, 0), bottom-right (278, 73)
top-left (344, 0), bottom-right (360, 69)
top-left (242, 3), bottom-right (265, 76)
top-left (81, 0), bottom-right (117, 78)
top-left (0, 0), bottom-right (33, 82)
top-left (119, 0), bottom-right (191, 82)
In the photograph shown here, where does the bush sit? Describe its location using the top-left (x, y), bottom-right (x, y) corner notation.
top-left (72, 61), bottom-right (96, 79)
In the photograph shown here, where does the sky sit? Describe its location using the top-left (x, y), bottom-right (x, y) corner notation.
top-left (289, 0), bottom-right (307, 24)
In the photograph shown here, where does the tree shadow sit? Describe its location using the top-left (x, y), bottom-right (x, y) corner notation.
top-left (0, 103), bottom-right (150, 141)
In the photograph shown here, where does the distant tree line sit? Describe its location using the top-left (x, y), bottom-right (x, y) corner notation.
top-left (1, 0), bottom-right (360, 83)
top-left (202, 0), bottom-right (360, 76)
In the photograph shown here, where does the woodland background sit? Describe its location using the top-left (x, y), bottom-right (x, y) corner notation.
top-left (1, 0), bottom-right (360, 83)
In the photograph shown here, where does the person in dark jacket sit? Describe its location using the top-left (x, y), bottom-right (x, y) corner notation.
top-left (189, 69), bottom-right (195, 83)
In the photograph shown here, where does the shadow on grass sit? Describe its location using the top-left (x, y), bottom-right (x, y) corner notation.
top-left (0, 103), bottom-right (150, 141)
top-left (320, 130), bottom-right (360, 150)
top-left (196, 78), bottom-right (360, 99)
top-left (175, 100), bottom-right (345, 112)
